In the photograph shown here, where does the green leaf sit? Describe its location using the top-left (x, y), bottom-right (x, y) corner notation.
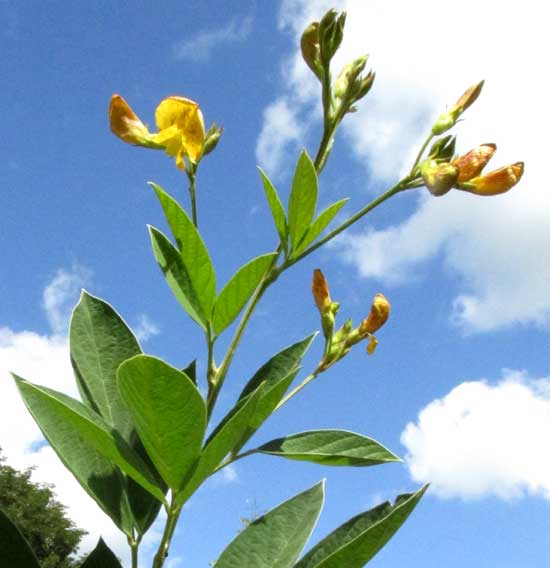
top-left (293, 198), bottom-right (348, 257)
top-left (212, 253), bottom-right (277, 336)
top-left (259, 167), bottom-right (288, 249)
top-left (70, 291), bottom-right (142, 442)
top-left (183, 360), bottom-right (198, 386)
top-left (239, 334), bottom-right (316, 400)
top-left (288, 151), bottom-right (318, 251)
top-left (80, 537), bottom-right (123, 568)
top-left (295, 485), bottom-right (428, 568)
top-left (175, 384), bottom-right (264, 508)
top-left (149, 225), bottom-right (206, 328)
top-left (70, 292), bottom-right (165, 535)
top-left (215, 481), bottom-right (325, 568)
top-left (150, 182), bottom-right (216, 317)
top-left (117, 355), bottom-right (207, 491)
top-left (0, 507), bottom-right (41, 568)
top-left (14, 376), bottom-right (166, 511)
top-left (254, 430), bottom-right (401, 466)
top-left (125, 434), bottom-right (167, 536)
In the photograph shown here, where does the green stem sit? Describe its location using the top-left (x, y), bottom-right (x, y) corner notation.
top-left (289, 179), bottom-right (409, 266)
top-left (131, 541), bottom-right (139, 568)
top-left (152, 501), bottom-right (181, 568)
top-left (206, 327), bottom-right (217, 391)
top-left (411, 133), bottom-right (434, 174)
top-left (127, 536), bottom-right (139, 568)
top-left (187, 170), bottom-right (198, 227)
top-left (275, 370), bottom-right (318, 411)
top-left (206, 252), bottom-right (282, 417)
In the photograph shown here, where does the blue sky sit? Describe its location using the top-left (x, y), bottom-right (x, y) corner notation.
top-left (1, 0), bottom-right (549, 566)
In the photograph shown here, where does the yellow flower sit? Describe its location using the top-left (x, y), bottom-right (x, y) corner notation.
top-left (109, 94), bottom-right (206, 171)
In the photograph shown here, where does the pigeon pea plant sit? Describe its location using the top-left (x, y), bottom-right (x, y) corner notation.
top-left (6, 8), bottom-right (524, 568)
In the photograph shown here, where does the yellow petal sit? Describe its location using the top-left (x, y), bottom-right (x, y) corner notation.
top-left (109, 94), bottom-right (159, 147)
top-left (175, 146), bottom-right (186, 171)
top-left (180, 108), bottom-right (205, 163)
top-left (153, 125), bottom-right (182, 156)
top-left (462, 162), bottom-right (524, 196)
top-left (366, 336), bottom-right (378, 355)
top-left (155, 97), bottom-right (205, 163)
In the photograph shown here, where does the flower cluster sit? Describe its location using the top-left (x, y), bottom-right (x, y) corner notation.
top-left (312, 269), bottom-right (390, 371)
top-left (418, 82), bottom-right (524, 197)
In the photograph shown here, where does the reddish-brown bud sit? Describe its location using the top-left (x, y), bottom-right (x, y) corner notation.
top-left (312, 269), bottom-right (331, 313)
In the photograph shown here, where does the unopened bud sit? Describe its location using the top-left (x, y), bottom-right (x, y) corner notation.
top-left (334, 63), bottom-right (353, 99)
top-left (451, 80), bottom-right (484, 115)
top-left (360, 294), bottom-right (391, 335)
top-left (203, 124), bottom-right (223, 155)
top-left (453, 143), bottom-right (496, 182)
top-left (301, 22), bottom-right (323, 79)
top-left (458, 162), bottom-right (524, 196)
top-left (428, 135), bottom-right (456, 162)
top-left (432, 80), bottom-right (484, 135)
top-left (355, 71), bottom-right (375, 101)
top-left (319, 9), bottom-right (346, 66)
top-left (312, 269), bottom-right (331, 313)
top-left (421, 160), bottom-right (459, 196)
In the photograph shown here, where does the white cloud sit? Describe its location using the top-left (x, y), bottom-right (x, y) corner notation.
top-left (173, 15), bottom-right (253, 62)
top-left (401, 370), bottom-right (550, 500)
top-left (264, 0), bottom-right (549, 332)
top-left (43, 264), bottom-right (91, 335)
top-left (256, 98), bottom-right (305, 175)
top-left (134, 313), bottom-right (160, 342)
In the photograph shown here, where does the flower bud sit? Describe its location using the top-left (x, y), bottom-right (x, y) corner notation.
top-left (453, 143), bottom-right (496, 182)
top-left (312, 269), bottom-right (339, 339)
top-left (355, 71), bottom-right (375, 101)
top-left (451, 80), bottom-right (484, 115)
top-left (359, 293), bottom-right (391, 335)
top-left (428, 135), bottom-right (456, 162)
top-left (334, 62), bottom-right (353, 99)
top-left (432, 80), bottom-right (484, 135)
top-left (459, 162), bottom-right (524, 196)
top-left (301, 22), bottom-right (323, 79)
top-left (421, 160), bottom-right (459, 196)
top-left (319, 9), bottom-right (346, 66)
top-left (203, 123), bottom-right (223, 155)
top-left (312, 269), bottom-right (331, 313)
top-left (334, 55), bottom-right (369, 102)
